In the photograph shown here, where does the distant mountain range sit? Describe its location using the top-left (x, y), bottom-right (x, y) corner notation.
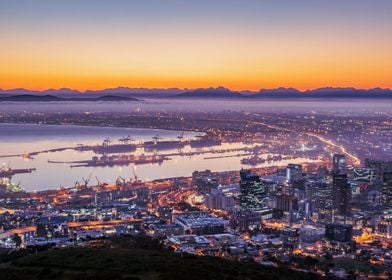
top-left (0, 86), bottom-right (391, 100)
top-left (254, 87), bottom-right (392, 98)
top-left (0, 87), bottom-right (182, 99)
top-left (179, 87), bottom-right (392, 99)
top-left (176, 87), bottom-right (244, 98)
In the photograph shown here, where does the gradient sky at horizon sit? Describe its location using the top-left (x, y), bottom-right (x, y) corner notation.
top-left (0, 0), bottom-right (391, 91)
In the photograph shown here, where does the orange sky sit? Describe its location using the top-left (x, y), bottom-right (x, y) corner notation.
top-left (1, 1), bottom-right (391, 91)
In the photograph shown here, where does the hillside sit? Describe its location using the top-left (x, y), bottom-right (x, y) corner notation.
top-left (0, 238), bottom-right (321, 280)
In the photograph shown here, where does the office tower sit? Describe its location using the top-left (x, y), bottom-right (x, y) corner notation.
top-left (192, 170), bottom-right (218, 194)
top-left (239, 169), bottom-right (266, 212)
top-left (315, 183), bottom-right (333, 222)
top-left (286, 164), bottom-right (303, 183)
top-left (332, 154), bottom-right (346, 174)
top-left (281, 227), bottom-right (299, 249)
top-left (332, 172), bottom-right (350, 216)
top-left (365, 159), bottom-right (392, 181)
top-left (381, 172), bottom-right (392, 207)
top-left (275, 193), bottom-right (298, 212)
top-left (205, 187), bottom-right (236, 210)
top-left (323, 223), bottom-right (355, 254)
top-left (325, 223), bottom-right (353, 242)
top-left (353, 168), bottom-right (375, 182)
top-left (230, 210), bottom-right (263, 232)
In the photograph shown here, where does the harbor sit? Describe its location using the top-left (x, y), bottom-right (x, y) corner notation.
top-left (0, 122), bottom-right (323, 191)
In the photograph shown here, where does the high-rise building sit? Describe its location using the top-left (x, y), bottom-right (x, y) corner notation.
top-left (205, 187), bottom-right (236, 210)
top-left (311, 182), bottom-right (333, 219)
top-left (315, 183), bottom-right (333, 222)
top-left (230, 211), bottom-right (262, 232)
top-left (281, 227), bottom-right (299, 249)
top-left (325, 223), bottom-right (353, 242)
top-left (332, 172), bottom-right (351, 216)
top-left (275, 193), bottom-right (298, 212)
top-left (192, 170), bottom-right (218, 194)
top-left (286, 164), bottom-right (303, 183)
top-left (365, 159), bottom-right (392, 181)
top-left (381, 172), bottom-right (392, 207)
top-left (323, 224), bottom-right (355, 254)
top-left (332, 154), bottom-right (346, 174)
top-left (239, 169), bottom-right (267, 212)
top-left (353, 168), bottom-right (375, 182)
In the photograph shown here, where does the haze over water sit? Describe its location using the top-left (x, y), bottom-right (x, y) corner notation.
top-left (0, 98), bottom-right (391, 114)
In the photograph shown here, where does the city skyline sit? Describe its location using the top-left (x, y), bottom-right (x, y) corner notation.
top-left (0, 2), bottom-right (391, 279)
top-left (1, 0), bottom-right (392, 91)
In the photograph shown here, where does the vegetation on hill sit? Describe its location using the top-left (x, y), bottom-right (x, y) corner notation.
top-left (0, 236), bottom-right (322, 280)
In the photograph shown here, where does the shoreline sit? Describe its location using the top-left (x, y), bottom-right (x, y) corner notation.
top-left (5, 158), bottom-right (323, 195)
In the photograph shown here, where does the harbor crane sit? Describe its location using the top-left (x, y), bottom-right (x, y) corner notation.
top-left (152, 135), bottom-right (162, 145)
top-left (116, 176), bottom-right (126, 186)
top-left (119, 136), bottom-right (134, 144)
top-left (132, 165), bottom-right (140, 183)
top-left (177, 132), bottom-right (184, 142)
top-left (95, 176), bottom-right (105, 188)
top-left (124, 135), bottom-right (134, 144)
top-left (81, 170), bottom-right (93, 188)
top-left (103, 138), bottom-right (112, 146)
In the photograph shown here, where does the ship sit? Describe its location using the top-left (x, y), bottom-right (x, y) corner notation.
top-left (93, 143), bottom-right (138, 154)
top-left (75, 137), bottom-right (137, 154)
top-left (144, 140), bottom-right (185, 152)
top-left (143, 134), bottom-right (186, 152)
top-left (70, 154), bottom-right (169, 168)
top-left (0, 167), bottom-right (36, 178)
top-left (189, 137), bottom-right (222, 148)
top-left (241, 154), bottom-right (283, 166)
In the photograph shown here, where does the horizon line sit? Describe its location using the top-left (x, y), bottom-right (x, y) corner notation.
top-left (1, 85), bottom-right (391, 93)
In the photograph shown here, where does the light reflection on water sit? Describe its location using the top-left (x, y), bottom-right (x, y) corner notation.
top-left (0, 123), bottom-right (316, 191)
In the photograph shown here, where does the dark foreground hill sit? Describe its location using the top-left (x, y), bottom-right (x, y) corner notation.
top-left (0, 239), bottom-right (321, 280)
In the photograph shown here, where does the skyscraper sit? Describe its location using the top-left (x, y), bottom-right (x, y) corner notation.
top-left (314, 182), bottom-right (333, 222)
top-left (381, 172), bottom-right (392, 207)
top-left (286, 164), bottom-right (303, 183)
top-left (353, 168), bottom-right (375, 182)
top-left (365, 159), bottom-right (392, 181)
top-left (323, 223), bottom-right (356, 254)
top-left (325, 223), bottom-right (353, 242)
top-left (332, 154), bottom-right (346, 174)
top-left (239, 169), bottom-right (267, 212)
top-left (332, 172), bottom-right (351, 216)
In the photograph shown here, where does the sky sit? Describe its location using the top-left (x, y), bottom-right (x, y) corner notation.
top-left (0, 0), bottom-right (391, 91)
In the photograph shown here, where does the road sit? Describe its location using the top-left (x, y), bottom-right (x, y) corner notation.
top-left (0, 218), bottom-right (143, 239)
top-left (248, 118), bottom-right (361, 166)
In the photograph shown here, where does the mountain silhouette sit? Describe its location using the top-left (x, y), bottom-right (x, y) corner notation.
top-left (0, 86), bottom-right (391, 99)
top-left (176, 87), bottom-right (244, 98)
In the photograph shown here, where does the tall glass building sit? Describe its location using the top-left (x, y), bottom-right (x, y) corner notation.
top-left (239, 169), bottom-right (267, 212)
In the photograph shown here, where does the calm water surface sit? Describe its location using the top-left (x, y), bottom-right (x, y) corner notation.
top-left (0, 123), bottom-right (313, 191)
